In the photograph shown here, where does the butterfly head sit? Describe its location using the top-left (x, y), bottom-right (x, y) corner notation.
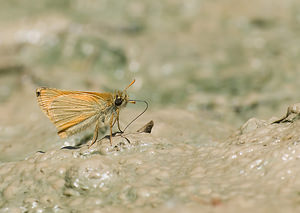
top-left (113, 79), bottom-right (136, 109)
top-left (113, 90), bottom-right (129, 108)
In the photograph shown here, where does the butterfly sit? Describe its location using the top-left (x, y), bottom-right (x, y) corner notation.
top-left (36, 80), bottom-right (136, 147)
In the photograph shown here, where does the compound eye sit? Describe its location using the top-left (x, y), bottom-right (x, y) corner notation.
top-left (115, 98), bottom-right (123, 106)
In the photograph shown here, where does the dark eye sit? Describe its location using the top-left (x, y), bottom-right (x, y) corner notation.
top-left (115, 98), bottom-right (123, 106)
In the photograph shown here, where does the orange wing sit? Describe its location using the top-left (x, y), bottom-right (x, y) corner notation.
top-left (36, 88), bottom-right (113, 138)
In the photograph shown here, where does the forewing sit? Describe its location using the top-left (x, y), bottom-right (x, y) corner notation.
top-left (36, 88), bottom-right (113, 138)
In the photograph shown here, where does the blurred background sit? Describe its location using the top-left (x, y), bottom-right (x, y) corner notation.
top-left (1, 0), bottom-right (300, 160)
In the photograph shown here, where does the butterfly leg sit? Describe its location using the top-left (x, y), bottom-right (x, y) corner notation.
top-left (109, 113), bottom-right (114, 146)
top-left (117, 109), bottom-right (124, 133)
top-left (88, 121), bottom-right (99, 148)
top-left (110, 109), bottom-right (122, 133)
top-left (112, 112), bottom-right (118, 127)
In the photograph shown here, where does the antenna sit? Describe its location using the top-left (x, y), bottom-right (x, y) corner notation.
top-left (124, 79), bottom-right (135, 91)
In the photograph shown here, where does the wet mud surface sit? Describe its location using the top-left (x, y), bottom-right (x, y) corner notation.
top-left (1, 106), bottom-right (300, 212)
